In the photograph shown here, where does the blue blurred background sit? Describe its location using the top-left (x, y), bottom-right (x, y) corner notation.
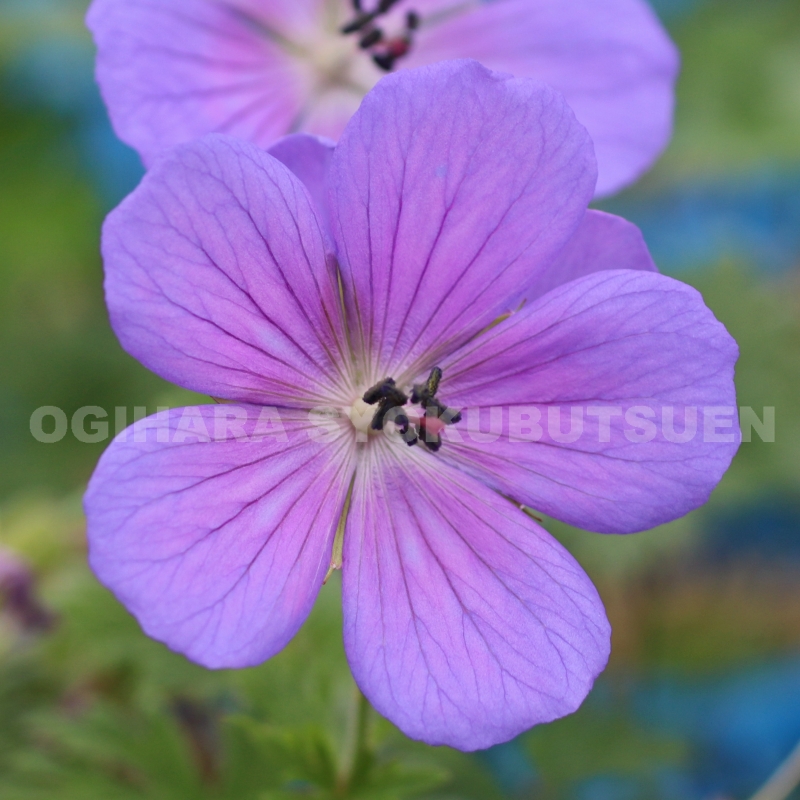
top-left (0, 0), bottom-right (799, 798)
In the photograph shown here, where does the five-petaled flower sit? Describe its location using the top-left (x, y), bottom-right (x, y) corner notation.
top-left (85, 61), bottom-right (738, 750)
top-left (87, 0), bottom-right (679, 196)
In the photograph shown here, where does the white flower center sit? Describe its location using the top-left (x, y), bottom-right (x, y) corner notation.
top-left (348, 397), bottom-right (379, 436)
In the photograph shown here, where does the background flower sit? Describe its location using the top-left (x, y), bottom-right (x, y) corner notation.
top-left (86, 0), bottom-right (679, 196)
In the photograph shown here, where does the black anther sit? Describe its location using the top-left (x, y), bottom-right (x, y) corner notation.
top-left (361, 368), bottom-right (459, 451)
top-left (406, 10), bottom-right (420, 29)
top-left (411, 366), bottom-right (442, 405)
top-left (427, 401), bottom-right (462, 425)
top-left (359, 28), bottom-right (383, 48)
top-left (372, 52), bottom-right (396, 71)
top-left (390, 410), bottom-right (419, 446)
top-left (363, 378), bottom-right (408, 431)
top-left (411, 367), bottom-right (461, 426)
top-left (341, 12), bottom-right (376, 34)
top-left (378, 0), bottom-right (402, 12)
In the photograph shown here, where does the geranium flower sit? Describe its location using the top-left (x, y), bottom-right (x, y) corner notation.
top-left (85, 61), bottom-right (738, 750)
top-left (86, 0), bottom-right (678, 196)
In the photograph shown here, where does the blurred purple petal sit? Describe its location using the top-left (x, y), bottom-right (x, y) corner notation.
top-left (87, 0), bottom-right (312, 167)
top-left (528, 210), bottom-right (658, 300)
top-left (268, 133), bottom-right (335, 245)
top-left (0, 547), bottom-right (55, 633)
top-left (330, 60), bottom-right (596, 380)
top-left (342, 441), bottom-right (610, 750)
top-left (85, 406), bottom-right (354, 668)
top-left (440, 270), bottom-right (740, 533)
top-left (410, 0), bottom-right (678, 196)
top-left (102, 134), bottom-right (351, 407)
top-left (88, 0), bottom-right (676, 195)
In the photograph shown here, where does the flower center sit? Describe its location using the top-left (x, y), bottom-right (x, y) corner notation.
top-left (361, 367), bottom-right (462, 451)
top-left (340, 0), bottom-right (420, 72)
top-left (348, 397), bottom-right (380, 435)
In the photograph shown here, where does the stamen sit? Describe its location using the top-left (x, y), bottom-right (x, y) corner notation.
top-left (411, 367), bottom-right (462, 425)
top-left (359, 28), bottom-right (383, 49)
top-left (340, 0), bottom-right (420, 72)
top-left (362, 377), bottom-right (408, 431)
top-left (411, 366), bottom-right (441, 403)
top-left (361, 368), bottom-right (461, 452)
top-left (341, 12), bottom-right (377, 34)
top-left (372, 52), bottom-right (397, 71)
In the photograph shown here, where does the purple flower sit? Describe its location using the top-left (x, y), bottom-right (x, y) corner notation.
top-left (85, 61), bottom-right (737, 750)
top-left (86, 0), bottom-right (678, 197)
top-left (0, 547), bottom-right (55, 634)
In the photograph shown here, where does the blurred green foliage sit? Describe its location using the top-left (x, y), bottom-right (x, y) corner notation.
top-left (649, 0), bottom-right (800, 181)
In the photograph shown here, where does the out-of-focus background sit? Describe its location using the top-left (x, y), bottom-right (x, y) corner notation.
top-left (0, 0), bottom-right (798, 797)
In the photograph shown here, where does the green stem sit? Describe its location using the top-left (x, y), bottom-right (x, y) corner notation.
top-left (749, 739), bottom-right (800, 800)
top-left (353, 689), bottom-right (371, 772)
top-left (337, 689), bottom-right (372, 798)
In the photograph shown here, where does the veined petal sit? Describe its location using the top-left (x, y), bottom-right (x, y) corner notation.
top-left (85, 406), bottom-right (354, 669)
top-left (87, 0), bottom-right (321, 167)
top-left (408, 0), bottom-right (678, 196)
top-left (527, 210), bottom-right (657, 301)
top-left (342, 440), bottom-right (609, 750)
top-left (439, 271), bottom-right (740, 534)
top-left (102, 134), bottom-right (351, 407)
top-left (268, 133), bottom-right (335, 246)
top-left (330, 60), bottom-right (596, 383)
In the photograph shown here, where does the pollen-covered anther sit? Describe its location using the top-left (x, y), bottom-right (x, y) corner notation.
top-left (411, 367), bottom-right (463, 426)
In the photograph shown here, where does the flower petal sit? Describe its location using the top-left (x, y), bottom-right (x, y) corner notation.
top-left (439, 270), bottom-right (740, 533)
top-left (85, 406), bottom-right (354, 668)
top-left (103, 134), bottom-right (351, 407)
top-left (342, 440), bottom-right (610, 750)
top-left (330, 59), bottom-right (596, 381)
top-left (408, 0), bottom-right (678, 196)
top-left (87, 0), bottom-right (319, 167)
top-left (529, 210), bottom-right (657, 301)
top-left (268, 133), bottom-right (335, 246)
top-left (294, 89), bottom-right (367, 147)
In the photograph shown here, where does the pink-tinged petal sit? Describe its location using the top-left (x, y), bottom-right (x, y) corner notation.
top-left (528, 210), bottom-right (657, 300)
top-left (408, 0), bottom-right (679, 196)
top-left (439, 271), bottom-right (739, 534)
top-left (342, 440), bottom-right (610, 750)
top-left (103, 134), bottom-right (352, 407)
top-left (268, 133), bottom-right (335, 246)
top-left (330, 60), bottom-right (596, 381)
top-left (87, 0), bottom-right (315, 167)
top-left (85, 406), bottom-right (354, 669)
